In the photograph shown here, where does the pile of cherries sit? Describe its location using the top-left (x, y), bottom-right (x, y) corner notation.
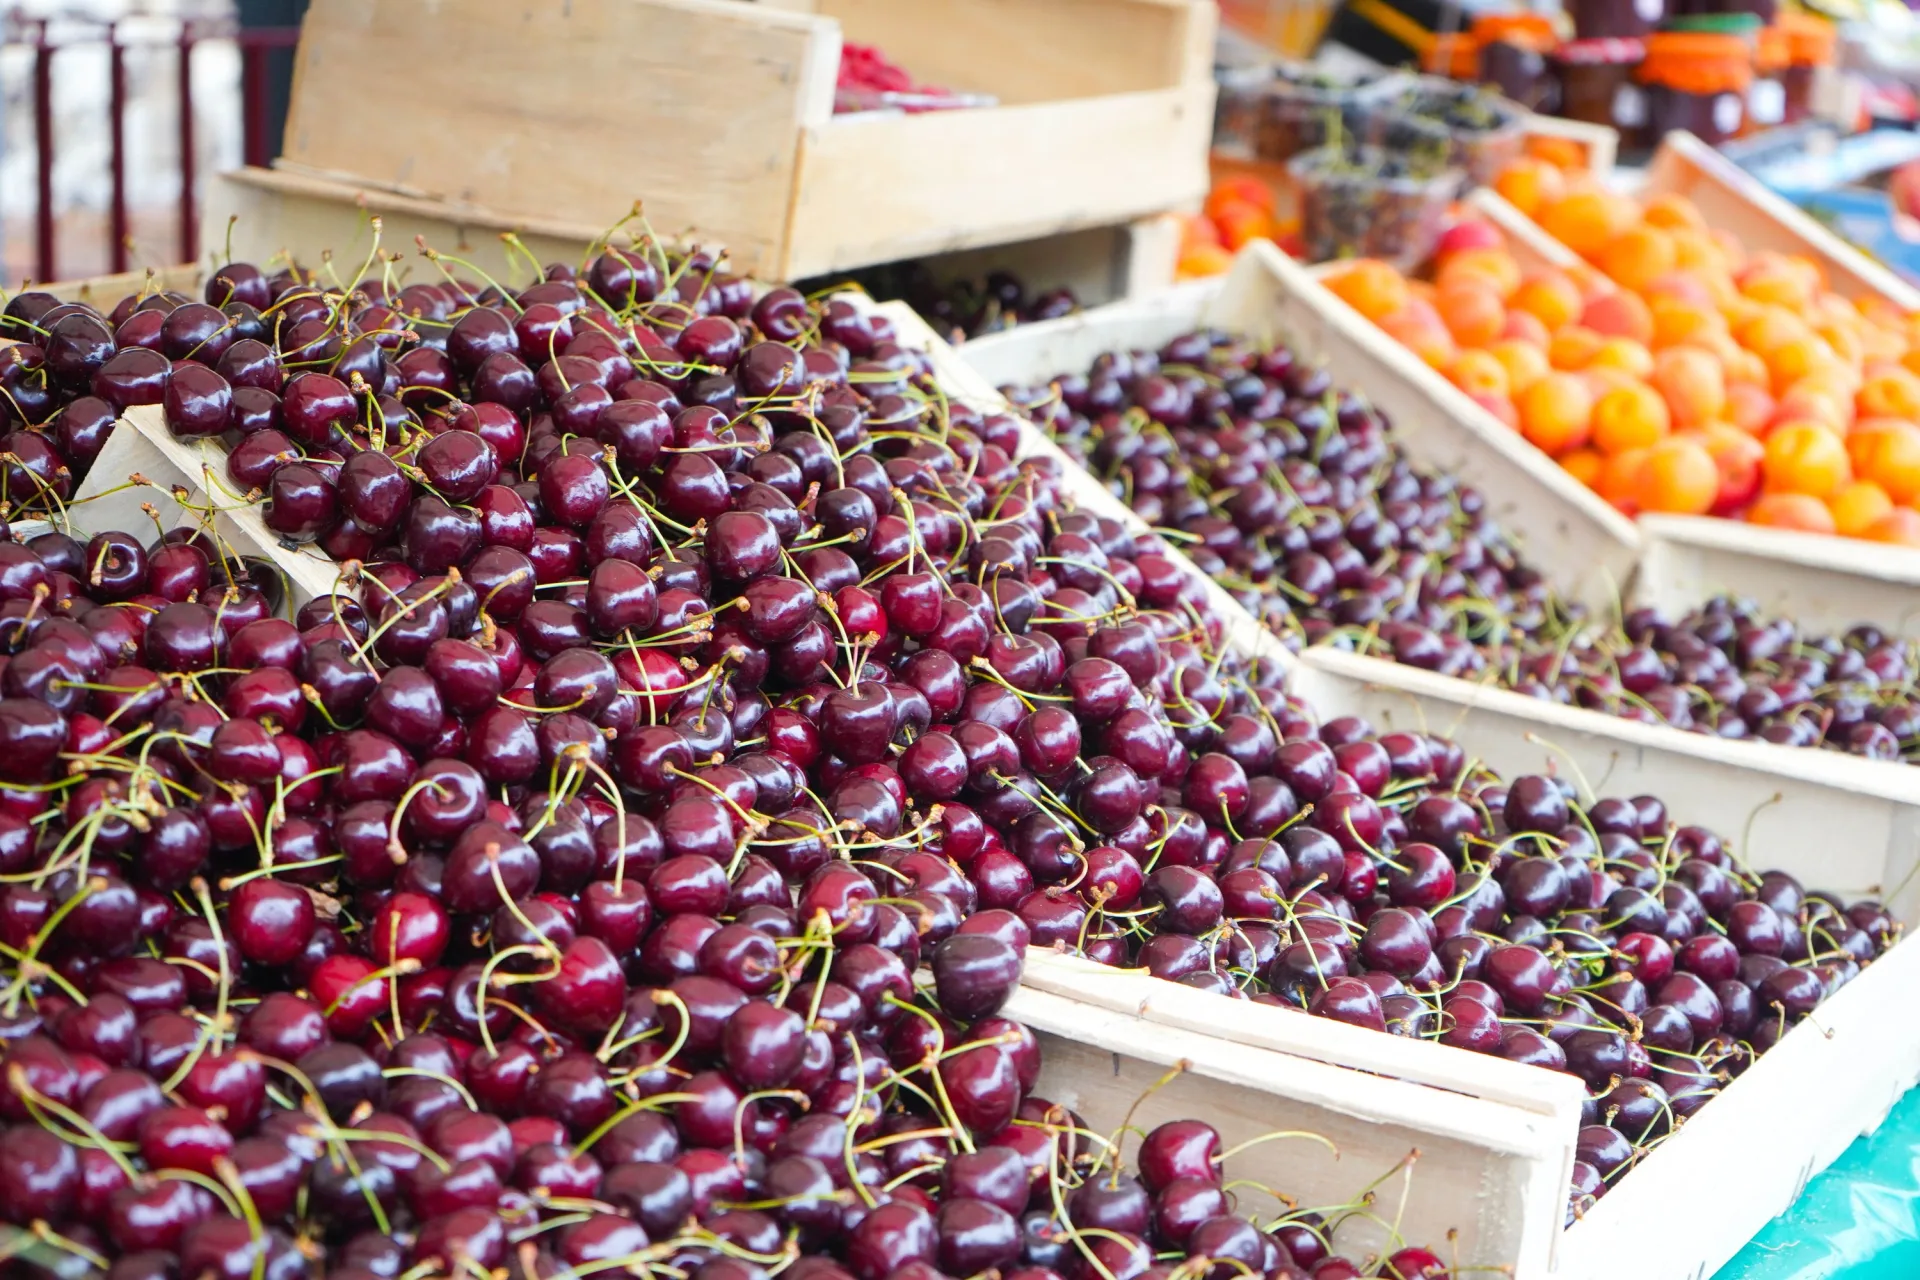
top-left (0, 253), bottom-right (1458, 1277)
top-left (998, 332), bottom-right (1920, 764)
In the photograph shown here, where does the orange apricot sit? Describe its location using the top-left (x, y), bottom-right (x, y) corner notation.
top-left (1849, 418), bottom-right (1920, 504)
top-left (1724, 381), bottom-right (1776, 434)
top-left (1580, 291), bottom-right (1654, 345)
top-left (1589, 338), bottom-right (1655, 380)
top-left (1762, 420), bottom-right (1853, 498)
top-left (1635, 437), bottom-right (1720, 514)
top-left (1857, 368), bottom-right (1920, 421)
top-left (1599, 226), bottom-right (1678, 293)
top-left (1649, 297), bottom-right (1725, 350)
top-left (1651, 347), bottom-right (1727, 429)
top-left (1748, 492), bottom-right (1839, 533)
top-left (1176, 242), bottom-right (1234, 280)
top-left (1561, 447), bottom-right (1604, 488)
top-left (1865, 507), bottom-right (1920, 546)
top-left (1591, 382), bottom-right (1671, 454)
top-left (1206, 176), bottom-right (1276, 219)
top-left (1642, 192), bottom-right (1707, 232)
top-left (1766, 335), bottom-right (1839, 395)
top-left (1449, 349), bottom-right (1512, 399)
top-left (1548, 326), bottom-right (1606, 371)
top-left (1698, 424), bottom-right (1765, 514)
top-left (1213, 202), bottom-right (1274, 251)
top-left (1598, 447), bottom-right (1649, 513)
top-left (1494, 158), bottom-right (1567, 219)
top-left (1500, 309), bottom-right (1552, 348)
top-left (1325, 260), bottom-right (1411, 323)
top-left (1437, 283), bottom-right (1507, 348)
top-left (1488, 339), bottom-right (1552, 394)
top-left (1829, 480), bottom-right (1895, 537)
top-left (1511, 271), bottom-right (1585, 333)
top-left (1539, 190), bottom-right (1637, 259)
top-left (1436, 247), bottom-right (1524, 301)
top-left (1467, 391), bottom-right (1521, 430)
top-left (1517, 372), bottom-right (1596, 456)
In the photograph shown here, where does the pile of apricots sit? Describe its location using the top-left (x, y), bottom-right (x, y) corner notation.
top-left (1324, 157), bottom-right (1920, 546)
top-left (1178, 177), bottom-right (1301, 279)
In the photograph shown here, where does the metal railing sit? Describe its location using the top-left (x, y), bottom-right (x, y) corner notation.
top-left (4, 10), bottom-right (301, 284)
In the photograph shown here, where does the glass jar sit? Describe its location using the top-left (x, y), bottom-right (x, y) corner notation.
top-left (1639, 31), bottom-right (1754, 148)
top-left (1553, 39), bottom-right (1649, 150)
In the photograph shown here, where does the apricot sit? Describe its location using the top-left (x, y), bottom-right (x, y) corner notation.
top-left (1540, 189), bottom-right (1637, 260)
top-left (1588, 338), bottom-right (1655, 380)
top-left (1177, 242), bottom-right (1233, 280)
top-left (1494, 158), bottom-right (1567, 219)
top-left (1511, 271), bottom-right (1584, 333)
top-left (1326, 260), bottom-right (1410, 323)
top-left (1591, 382), bottom-right (1671, 454)
top-left (1763, 420), bottom-right (1852, 498)
top-left (1651, 347), bottom-right (1726, 429)
top-left (1213, 202), bottom-right (1274, 251)
top-left (1206, 176), bottom-right (1276, 219)
top-left (1488, 339), bottom-right (1551, 394)
top-left (1748, 492), bottom-right (1838, 534)
top-left (1437, 283), bottom-right (1507, 348)
top-left (1857, 368), bottom-right (1920, 422)
top-left (1436, 247), bottom-right (1523, 301)
top-left (1500, 309), bottom-right (1552, 348)
top-left (1635, 437), bottom-right (1720, 515)
top-left (1650, 297), bottom-right (1725, 351)
top-left (1597, 447), bottom-right (1649, 513)
top-left (1849, 418), bottom-right (1920, 504)
top-left (1829, 480), bottom-right (1895, 537)
top-left (1548, 326), bottom-right (1606, 371)
top-left (1698, 424), bottom-right (1765, 515)
top-left (1518, 372), bottom-right (1596, 456)
top-left (1865, 507), bottom-right (1920, 546)
top-left (1561, 447), bottom-right (1604, 488)
top-left (1467, 391), bottom-right (1521, 430)
top-left (1599, 226), bottom-right (1677, 293)
top-left (1580, 291), bottom-right (1654, 345)
top-left (1724, 382), bottom-right (1776, 435)
top-left (1642, 192), bottom-right (1707, 232)
top-left (1448, 349), bottom-right (1511, 399)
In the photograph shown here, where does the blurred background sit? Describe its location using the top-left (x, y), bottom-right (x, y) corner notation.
top-left (0, 0), bottom-right (303, 286)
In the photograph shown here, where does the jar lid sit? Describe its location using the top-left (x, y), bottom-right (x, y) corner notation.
top-left (1554, 37), bottom-right (1648, 65)
top-left (1661, 12), bottom-right (1764, 36)
top-left (1757, 24), bottom-right (1789, 72)
top-left (1779, 12), bottom-right (1837, 64)
top-left (1422, 32), bottom-right (1481, 78)
top-left (1643, 30), bottom-right (1755, 92)
top-left (1473, 11), bottom-right (1561, 49)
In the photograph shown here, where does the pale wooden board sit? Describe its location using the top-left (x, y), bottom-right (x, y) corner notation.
top-left (816, 0), bottom-right (1214, 104)
top-left (1645, 131), bottom-right (1920, 311)
top-left (785, 83), bottom-right (1215, 279)
top-left (25, 264), bottom-right (203, 306)
top-left (1463, 187), bottom-right (1588, 274)
top-left (1004, 982), bottom-right (1571, 1278)
top-left (70, 406), bottom-right (345, 608)
top-left (207, 167), bottom-right (621, 290)
top-left (830, 215), bottom-right (1183, 317)
top-left (1635, 513), bottom-right (1920, 641)
top-left (1292, 647), bottom-right (1920, 923)
top-left (1557, 933), bottom-right (1920, 1280)
top-left (282, 0), bottom-right (838, 279)
top-left (958, 245), bottom-right (1643, 613)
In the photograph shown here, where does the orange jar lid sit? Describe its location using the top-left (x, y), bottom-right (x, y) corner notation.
top-left (1756, 25), bottom-right (1788, 73)
top-left (1641, 31), bottom-right (1754, 94)
top-left (1424, 31), bottom-right (1481, 78)
top-left (1779, 12), bottom-right (1836, 65)
top-left (1473, 12), bottom-right (1560, 50)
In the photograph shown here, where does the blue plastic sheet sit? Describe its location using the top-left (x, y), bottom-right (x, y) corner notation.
top-left (1717, 1087), bottom-right (1920, 1278)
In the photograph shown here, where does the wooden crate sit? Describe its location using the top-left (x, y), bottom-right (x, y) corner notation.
top-left (69, 404), bottom-right (344, 607)
top-left (278, 0), bottom-right (1217, 282)
top-left (1466, 182), bottom-right (1920, 637)
top-left (27, 264), bottom-right (203, 306)
top-left (944, 249), bottom-right (1920, 923)
top-left (1645, 131), bottom-right (1920, 310)
top-left (958, 241), bottom-right (1643, 612)
top-left (1008, 952), bottom-right (1581, 1279)
top-left (885, 291), bottom-right (1920, 1280)
top-left (205, 166), bottom-right (620, 290)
